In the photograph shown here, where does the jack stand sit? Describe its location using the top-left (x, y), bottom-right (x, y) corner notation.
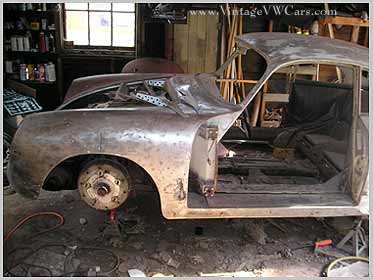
top-left (336, 219), bottom-right (368, 257)
top-left (109, 209), bottom-right (126, 240)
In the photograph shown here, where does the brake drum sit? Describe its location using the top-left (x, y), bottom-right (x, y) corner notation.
top-left (78, 159), bottom-right (130, 210)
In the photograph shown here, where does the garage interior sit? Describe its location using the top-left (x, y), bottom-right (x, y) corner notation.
top-left (3, 2), bottom-right (369, 277)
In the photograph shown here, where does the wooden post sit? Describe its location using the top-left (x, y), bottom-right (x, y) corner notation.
top-left (351, 26), bottom-right (360, 44)
top-left (221, 10), bottom-right (237, 100)
top-left (364, 28), bottom-right (369, 47)
top-left (253, 19), bottom-right (273, 127)
top-left (324, 3), bottom-right (343, 82)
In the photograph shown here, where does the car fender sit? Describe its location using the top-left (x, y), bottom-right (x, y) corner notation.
top-left (8, 108), bottom-right (212, 218)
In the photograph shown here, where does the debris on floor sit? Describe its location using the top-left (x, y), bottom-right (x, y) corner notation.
top-left (3, 190), bottom-right (369, 277)
top-left (128, 268), bottom-right (147, 277)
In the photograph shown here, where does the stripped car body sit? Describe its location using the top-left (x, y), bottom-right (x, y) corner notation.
top-left (8, 33), bottom-right (369, 219)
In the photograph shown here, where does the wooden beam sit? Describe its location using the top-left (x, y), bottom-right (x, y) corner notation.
top-left (321, 16), bottom-right (369, 28)
top-left (217, 79), bottom-right (257, 84)
top-left (263, 93), bottom-right (289, 103)
top-left (351, 25), bottom-right (360, 43)
top-left (323, 3), bottom-right (343, 83)
top-left (364, 28), bottom-right (369, 47)
top-left (276, 65), bottom-right (317, 76)
top-left (258, 19), bottom-right (273, 126)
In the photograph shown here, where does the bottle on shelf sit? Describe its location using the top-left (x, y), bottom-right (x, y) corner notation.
top-left (11, 36), bottom-right (18, 51)
top-left (25, 31), bottom-right (32, 51)
top-left (45, 33), bottom-right (49, 51)
top-left (28, 64), bottom-right (34, 80)
top-left (20, 63), bottom-right (27, 81)
top-left (41, 18), bottom-right (48, 30)
top-left (39, 64), bottom-right (46, 82)
top-left (39, 32), bottom-right (46, 53)
top-left (45, 62), bottom-right (56, 82)
top-left (33, 65), bottom-right (40, 80)
top-left (49, 33), bottom-right (55, 52)
top-left (16, 36), bottom-right (24, 51)
top-left (23, 35), bottom-right (30, 51)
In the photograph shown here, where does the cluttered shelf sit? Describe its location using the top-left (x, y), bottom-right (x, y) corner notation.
top-left (4, 2), bottom-right (61, 110)
top-left (6, 51), bottom-right (57, 55)
top-left (9, 79), bottom-right (56, 85)
top-left (6, 62), bottom-right (57, 83)
top-left (3, 3), bottom-right (58, 17)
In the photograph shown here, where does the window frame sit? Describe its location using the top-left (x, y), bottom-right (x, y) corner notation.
top-left (63, 3), bottom-right (137, 52)
top-left (359, 68), bottom-right (369, 116)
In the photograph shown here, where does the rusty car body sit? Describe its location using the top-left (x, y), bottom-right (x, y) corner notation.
top-left (8, 33), bottom-right (369, 219)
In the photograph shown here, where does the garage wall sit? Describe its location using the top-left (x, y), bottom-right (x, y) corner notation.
top-left (173, 11), bottom-right (219, 73)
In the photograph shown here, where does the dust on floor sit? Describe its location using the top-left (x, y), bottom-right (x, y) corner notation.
top-left (3, 189), bottom-right (356, 277)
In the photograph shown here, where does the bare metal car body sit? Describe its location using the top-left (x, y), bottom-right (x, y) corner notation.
top-left (8, 33), bottom-right (369, 219)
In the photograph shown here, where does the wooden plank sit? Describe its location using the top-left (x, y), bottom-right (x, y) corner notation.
top-left (196, 12), bottom-right (207, 73)
top-left (187, 11), bottom-right (201, 73)
top-left (263, 93), bottom-right (289, 103)
top-left (258, 19), bottom-right (274, 126)
top-left (164, 24), bottom-right (174, 60)
top-left (364, 28), bottom-right (369, 47)
top-left (323, 4), bottom-right (343, 82)
top-left (321, 16), bottom-right (369, 28)
top-left (206, 193), bottom-right (352, 208)
top-left (204, 12), bottom-right (219, 72)
top-left (173, 24), bottom-right (189, 73)
top-left (276, 65), bottom-right (317, 76)
top-left (216, 182), bottom-right (341, 194)
top-left (217, 79), bottom-right (257, 84)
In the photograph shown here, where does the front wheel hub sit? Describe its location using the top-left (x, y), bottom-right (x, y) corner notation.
top-left (78, 159), bottom-right (131, 210)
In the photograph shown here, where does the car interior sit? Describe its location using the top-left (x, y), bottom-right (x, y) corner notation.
top-left (188, 64), bottom-right (368, 209)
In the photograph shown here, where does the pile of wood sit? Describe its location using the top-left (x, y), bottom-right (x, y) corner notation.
top-left (218, 4), bottom-right (252, 104)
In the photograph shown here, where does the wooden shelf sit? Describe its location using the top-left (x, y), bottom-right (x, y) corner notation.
top-left (4, 9), bottom-right (58, 18)
top-left (5, 29), bottom-right (56, 33)
top-left (320, 16), bottom-right (369, 28)
top-left (11, 79), bottom-right (56, 85)
top-left (6, 51), bottom-right (57, 56)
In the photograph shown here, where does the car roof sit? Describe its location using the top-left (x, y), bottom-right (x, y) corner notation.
top-left (235, 32), bottom-right (368, 69)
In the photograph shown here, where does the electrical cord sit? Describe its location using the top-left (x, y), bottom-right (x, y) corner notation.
top-left (5, 243), bottom-right (68, 274)
top-left (25, 263), bottom-right (53, 276)
top-left (64, 246), bottom-right (120, 275)
top-left (6, 242), bottom-right (120, 276)
top-left (325, 256), bottom-right (369, 276)
top-left (4, 211), bottom-right (65, 243)
top-left (4, 211), bottom-right (120, 276)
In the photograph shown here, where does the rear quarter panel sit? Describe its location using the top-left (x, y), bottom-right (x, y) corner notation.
top-left (8, 108), bottom-right (209, 218)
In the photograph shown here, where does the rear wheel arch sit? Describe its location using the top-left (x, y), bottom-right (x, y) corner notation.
top-left (42, 153), bottom-right (159, 196)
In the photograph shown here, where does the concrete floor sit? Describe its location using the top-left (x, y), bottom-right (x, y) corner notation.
top-left (3, 188), bottom-right (361, 277)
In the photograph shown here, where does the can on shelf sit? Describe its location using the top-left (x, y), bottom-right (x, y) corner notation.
top-left (28, 64), bottom-right (34, 80)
